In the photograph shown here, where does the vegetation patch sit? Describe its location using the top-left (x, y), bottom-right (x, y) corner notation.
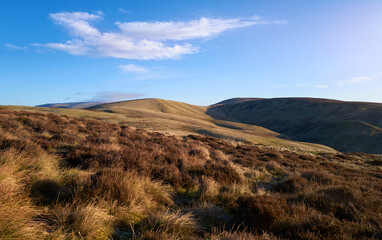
top-left (0, 108), bottom-right (381, 239)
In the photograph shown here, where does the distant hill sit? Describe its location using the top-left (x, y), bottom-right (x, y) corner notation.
top-left (215, 98), bottom-right (263, 105)
top-left (36, 102), bottom-right (102, 109)
top-left (87, 98), bottom-right (333, 152)
top-left (19, 96), bottom-right (382, 153)
top-left (11, 98), bottom-right (334, 153)
top-left (208, 97), bottom-right (382, 153)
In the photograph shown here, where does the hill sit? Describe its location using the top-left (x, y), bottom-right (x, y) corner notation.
top-left (13, 98), bottom-right (334, 153)
top-left (208, 97), bottom-right (382, 153)
top-left (89, 98), bottom-right (334, 152)
top-left (36, 101), bottom-right (102, 109)
top-left (0, 107), bottom-right (381, 239)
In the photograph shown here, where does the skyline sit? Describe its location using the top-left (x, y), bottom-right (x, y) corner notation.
top-left (1, 0), bottom-right (382, 106)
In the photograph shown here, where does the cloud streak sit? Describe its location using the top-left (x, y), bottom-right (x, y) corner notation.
top-left (4, 43), bottom-right (29, 52)
top-left (118, 64), bottom-right (179, 81)
top-left (296, 82), bottom-right (329, 89)
top-left (119, 64), bottom-right (148, 73)
top-left (91, 91), bottom-right (144, 102)
top-left (116, 17), bottom-right (259, 41)
top-left (32, 12), bottom-right (272, 60)
top-left (337, 76), bottom-right (375, 86)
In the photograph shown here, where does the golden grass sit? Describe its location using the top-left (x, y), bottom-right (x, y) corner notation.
top-left (44, 202), bottom-right (113, 239)
top-left (137, 210), bottom-right (198, 240)
top-left (88, 168), bottom-right (173, 209)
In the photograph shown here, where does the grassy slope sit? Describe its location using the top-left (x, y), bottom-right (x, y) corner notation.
top-left (6, 98), bottom-right (335, 153)
top-left (209, 97), bottom-right (382, 153)
top-left (0, 107), bottom-right (381, 239)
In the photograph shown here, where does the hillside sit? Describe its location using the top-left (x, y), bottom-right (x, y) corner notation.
top-left (36, 102), bottom-right (102, 109)
top-left (208, 97), bottom-right (382, 153)
top-left (11, 98), bottom-right (334, 153)
top-left (0, 107), bottom-right (381, 239)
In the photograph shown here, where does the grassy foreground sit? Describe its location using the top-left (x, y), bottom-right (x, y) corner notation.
top-left (0, 107), bottom-right (381, 239)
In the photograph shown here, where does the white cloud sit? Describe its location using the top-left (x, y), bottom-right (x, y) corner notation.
top-left (337, 76), bottom-right (374, 86)
top-left (91, 91), bottom-right (143, 102)
top-left (119, 64), bottom-right (148, 73)
top-left (49, 12), bottom-right (102, 37)
top-left (118, 64), bottom-right (179, 81)
top-left (32, 11), bottom-right (272, 60)
top-left (116, 17), bottom-right (259, 41)
top-left (118, 8), bottom-right (130, 14)
top-left (296, 82), bottom-right (329, 88)
top-left (4, 43), bottom-right (28, 52)
top-left (314, 84), bottom-right (329, 88)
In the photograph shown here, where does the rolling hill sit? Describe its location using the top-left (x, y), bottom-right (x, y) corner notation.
top-left (86, 98), bottom-right (334, 152)
top-left (208, 97), bottom-right (382, 153)
top-left (10, 98), bottom-right (334, 153)
top-left (36, 101), bottom-right (102, 109)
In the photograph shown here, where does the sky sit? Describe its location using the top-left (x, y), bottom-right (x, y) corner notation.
top-left (1, 0), bottom-right (382, 106)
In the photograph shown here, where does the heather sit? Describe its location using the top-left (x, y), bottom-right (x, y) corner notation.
top-left (0, 107), bottom-right (381, 239)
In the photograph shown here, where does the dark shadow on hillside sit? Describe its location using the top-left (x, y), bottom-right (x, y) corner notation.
top-left (206, 98), bottom-right (382, 154)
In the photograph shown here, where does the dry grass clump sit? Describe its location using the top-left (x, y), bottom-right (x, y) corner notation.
top-left (199, 176), bottom-right (220, 202)
top-left (209, 229), bottom-right (279, 240)
top-left (43, 202), bottom-right (113, 239)
top-left (136, 210), bottom-right (198, 240)
top-left (210, 149), bottom-right (230, 161)
top-left (189, 144), bottom-right (210, 159)
top-left (0, 152), bottom-right (44, 239)
top-left (1, 107), bottom-right (382, 239)
top-left (87, 168), bottom-right (173, 209)
top-left (0, 178), bottom-right (43, 239)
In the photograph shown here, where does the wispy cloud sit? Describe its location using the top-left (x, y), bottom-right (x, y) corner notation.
top-left (119, 64), bottom-right (148, 73)
top-left (337, 76), bottom-right (375, 86)
top-left (296, 82), bottom-right (329, 88)
top-left (118, 8), bottom-right (131, 14)
top-left (4, 43), bottom-right (29, 52)
top-left (30, 11), bottom-right (277, 60)
top-left (337, 72), bottom-right (382, 86)
top-left (116, 16), bottom-right (260, 41)
top-left (91, 91), bottom-right (144, 102)
top-left (118, 64), bottom-right (179, 81)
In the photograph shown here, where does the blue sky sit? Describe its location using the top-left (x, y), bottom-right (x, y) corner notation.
top-left (1, 0), bottom-right (382, 106)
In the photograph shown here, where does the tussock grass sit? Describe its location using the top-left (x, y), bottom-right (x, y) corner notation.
top-left (0, 178), bottom-right (43, 239)
top-left (137, 210), bottom-right (198, 240)
top-left (210, 229), bottom-right (279, 240)
top-left (44, 202), bottom-right (113, 239)
top-left (88, 168), bottom-right (173, 209)
top-left (0, 152), bottom-right (44, 239)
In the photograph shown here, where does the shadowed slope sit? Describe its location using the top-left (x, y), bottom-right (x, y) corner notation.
top-left (208, 97), bottom-right (382, 153)
top-left (36, 102), bottom-right (102, 109)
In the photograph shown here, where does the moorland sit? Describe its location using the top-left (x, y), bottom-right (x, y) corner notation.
top-left (1, 98), bottom-right (382, 239)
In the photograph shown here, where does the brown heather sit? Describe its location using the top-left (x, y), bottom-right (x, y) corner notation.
top-left (0, 107), bottom-right (381, 239)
